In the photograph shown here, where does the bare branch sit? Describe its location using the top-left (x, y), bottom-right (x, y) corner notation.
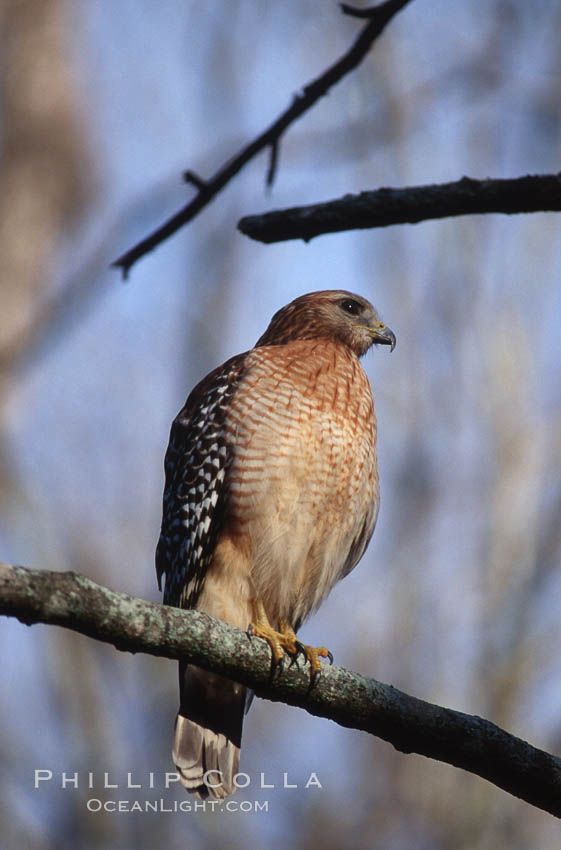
top-left (111, 0), bottom-right (415, 277)
top-left (1, 562), bottom-right (560, 817)
top-left (237, 173), bottom-right (561, 243)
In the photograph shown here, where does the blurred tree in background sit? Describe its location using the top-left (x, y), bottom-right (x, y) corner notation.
top-left (1, 1), bottom-right (560, 848)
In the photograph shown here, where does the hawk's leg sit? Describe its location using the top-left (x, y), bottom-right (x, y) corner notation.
top-left (248, 601), bottom-right (333, 682)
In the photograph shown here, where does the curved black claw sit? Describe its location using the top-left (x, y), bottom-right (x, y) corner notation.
top-left (327, 650), bottom-right (334, 665)
top-left (265, 649), bottom-right (281, 682)
top-left (309, 668), bottom-right (321, 691)
top-left (294, 641), bottom-right (308, 661)
top-left (287, 646), bottom-right (304, 670)
top-left (263, 645), bottom-right (284, 681)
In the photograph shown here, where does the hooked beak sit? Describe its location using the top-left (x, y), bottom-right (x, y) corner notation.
top-left (363, 322), bottom-right (396, 352)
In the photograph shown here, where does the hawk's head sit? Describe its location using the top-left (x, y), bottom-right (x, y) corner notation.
top-left (256, 289), bottom-right (396, 357)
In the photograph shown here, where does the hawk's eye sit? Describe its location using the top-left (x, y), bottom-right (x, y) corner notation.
top-left (340, 298), bottom-right (362, 316)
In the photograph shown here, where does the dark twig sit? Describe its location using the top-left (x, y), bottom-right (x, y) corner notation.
top-left (1, 562), bottom-right (561, 818)
top-left (183, 170), bottom-right (208, 192)
top-left (266, 140), bottom-right (280, 189)
top-left (341, 3), bottom-right (383, 18)
top-left (238, 173), bottom-right (561, 243)
top-left (112, 0), bottom-right (414, 277)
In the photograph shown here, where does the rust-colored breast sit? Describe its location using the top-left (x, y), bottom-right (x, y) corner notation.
top-left (223, 338), bottom-right (378, 629)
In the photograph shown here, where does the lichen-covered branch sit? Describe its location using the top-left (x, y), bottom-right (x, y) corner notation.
top-left (112, 0), bottom-right (414, 277)
top-left (1, 562), bottom-right (560, 818)
top-left (237, 173), bottom-right (561, 243)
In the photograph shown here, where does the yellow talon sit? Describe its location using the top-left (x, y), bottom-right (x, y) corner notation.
top-left (248, 601), bottom-right (333, 682)
top-left (296, 643), bottom-right (333, 680)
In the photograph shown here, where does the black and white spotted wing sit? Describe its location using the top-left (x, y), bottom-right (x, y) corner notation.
top-left (156, 353), bottom-right (248, 610)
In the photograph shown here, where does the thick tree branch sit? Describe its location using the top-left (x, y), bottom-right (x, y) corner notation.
top-left (111, 0), bottom-right (414, 277)
top-left (1, 563), bottom-right (560, 817)
top-left (237, 173), bottom-right (561, 242)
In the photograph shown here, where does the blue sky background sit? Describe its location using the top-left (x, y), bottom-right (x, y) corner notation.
top-left (1, 1), bottom-right (561, 848)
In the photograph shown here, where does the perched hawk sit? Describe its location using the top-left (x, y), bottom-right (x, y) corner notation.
top-left (156, 289), bottom-right (395, 799)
